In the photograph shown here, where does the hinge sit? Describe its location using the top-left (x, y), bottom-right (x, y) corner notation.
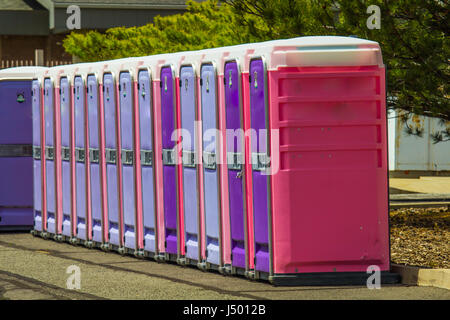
top-left (162, 148), bottom-right (176, 165)
top-left (203, 152), bottom-right (216, 170)
top-left (164, 240), bottom-right (167, 248)
top-left (140, 150), bottom-right (153, 166)
top-left (105, 148), bottom-right (117, 164)
top-left (33, 146), bottom-right (41, 160)
top-left (182, 150), bottom-right (196, 168)
top-left (89, 148), bottom-right (100, 163)
top-left (121, 149), bottom-right (134, 165)
top-left (200, 78), bottom-right (203, 86)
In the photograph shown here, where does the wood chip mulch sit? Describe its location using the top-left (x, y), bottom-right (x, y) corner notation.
top-left (390, 207), bottom-right (450, 269)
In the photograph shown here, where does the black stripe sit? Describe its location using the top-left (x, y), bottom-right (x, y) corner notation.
top-left (0, 144), bottom-right (32, 158)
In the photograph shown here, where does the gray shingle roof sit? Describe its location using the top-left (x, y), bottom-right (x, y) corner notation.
top-left (51, 0), bottom-right (188, 5)
top-left (0, 0), bottom-right (34, 10)
top-left (0, 0), bottom-right (195, 11)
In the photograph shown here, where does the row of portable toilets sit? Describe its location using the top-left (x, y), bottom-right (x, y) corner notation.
top-left (0, 36), bottom-right (400, 285)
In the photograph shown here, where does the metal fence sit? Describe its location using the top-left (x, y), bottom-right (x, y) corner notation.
top-left (0, 60), bottom-right (72, 69)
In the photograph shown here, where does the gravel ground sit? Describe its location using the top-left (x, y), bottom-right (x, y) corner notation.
top-left (390, 207), bottom-right (450, 269)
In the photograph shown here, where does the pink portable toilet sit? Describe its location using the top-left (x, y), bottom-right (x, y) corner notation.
top-left (244, 36), bottom-right (399, 285)
top-left (0, 67), bottom-right (46, 231)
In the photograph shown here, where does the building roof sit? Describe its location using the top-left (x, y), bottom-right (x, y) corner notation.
top-left (1, 0), bottom-right (196, 35)
top-left (37, 0), bottom-right (188, 9)
top-left (0, 0), bottom-right (43, 11)
top-left (51, 0), bottom-right (186, 4)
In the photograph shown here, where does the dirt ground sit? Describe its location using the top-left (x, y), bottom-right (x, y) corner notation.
top-left (390, 207), bottom-right (450, 269)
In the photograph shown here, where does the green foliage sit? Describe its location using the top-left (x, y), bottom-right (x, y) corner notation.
top-left (64, 0), bottom-right (448, 138)
top-left (224, 0), bottom-right (333, 39)
top-left (226, 0), bottom-right (449, 138)
top-left (63, 0), bottom-right (265, 62)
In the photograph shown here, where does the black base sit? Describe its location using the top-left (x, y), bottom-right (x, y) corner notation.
top-left (233, 267), bottom-right (247, 277)
top-left (144, 250), bottom-right (156, 259)
top-left (0, 225), bottom-right (33, 232)
top-left (185, 258), bottom-right (198, 267)
top-left (25, 230), bottom-right (402, 286)
top-left (123, 247), bottom-right (136, 255)
top-left (165, 253), bottom-right (178, 263)
top-left (207, 263), bottom-right (220, 271)
top-left (91, 241), bottom-right (103, 249)
top-left (267, 271), bottom-right (401, 286)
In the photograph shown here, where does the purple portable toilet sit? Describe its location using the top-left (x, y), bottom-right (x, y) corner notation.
top-left (118, 71), bottom-right (140, 255)
top-left (179, 65), bottom-right (201, 266)
top-left (0, 67), bottom-right (42, 230)
top-left (103, 73), bottom-right (121, 251)
top-left (160, 65), bottom-right (180, 262)
top-left (224, 60), bottom-right (249, 276)
top-left (60, 76), bottom-right (73, 240)
top-left (199, 63), bottom-right (225, 272)
top-left (137, 68), bottom-right (159, 259)
top-left (42, 77), bottom-right (57, 237)
top-left (87, 74), bottom-right (103, 247)
top-left (248, 58), bottom-right (272, 277)
top-left (73, 75), bottom-right (90, 245)
top-left (32, 78), bottom-right (43, 233)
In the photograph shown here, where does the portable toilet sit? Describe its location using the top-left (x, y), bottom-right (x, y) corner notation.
top-left (0, 67), bottom-right (47, 231)
top-left (241, 36), bottom-right (399, 285)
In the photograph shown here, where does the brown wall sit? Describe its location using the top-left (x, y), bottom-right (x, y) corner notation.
top-left (0, 34), bottom-right (72, 63)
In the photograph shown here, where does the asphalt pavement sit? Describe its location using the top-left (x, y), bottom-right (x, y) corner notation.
top-left (0, 232), bottom-right (448, 300)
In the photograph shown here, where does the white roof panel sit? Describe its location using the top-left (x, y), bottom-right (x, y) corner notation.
top-left (0, 67), bottom-right (48, 80)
